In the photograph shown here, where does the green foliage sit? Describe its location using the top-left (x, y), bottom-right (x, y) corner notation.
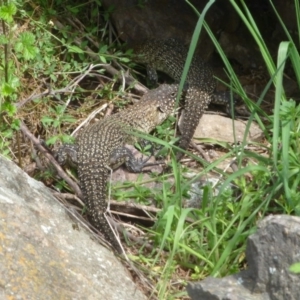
top-left (15, 32), bottom-right (39, 60)
top-left (0, 1), bottom-right (30, 156)
top-left (41, 105), bottom-right (76, 129)
top-left (0, 1), bottom-right (39, 100)
top-left (289, 262), bottom-right (300, 274)
top-left (0, 0), bottom-right (136, 158)
top-left (0, 2), bottom-right (17, 23)
top-left (113, 174), bottom-right (158, 204)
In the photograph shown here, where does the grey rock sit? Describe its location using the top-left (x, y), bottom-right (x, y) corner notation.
top-left (187, 274), bottom-right (270, 300)
top-left (193, 114), bottom-right (264, 144)
top-left (187, 215), bottom-right (300, 300)
top-left (185, 178), bottom-right (233, 209)
top-left (247, 215), bottom-right (300, 299)
top-left (100, 0), bottom-right (235, 60)
top-left (0, 156), bottom-right (147, 300)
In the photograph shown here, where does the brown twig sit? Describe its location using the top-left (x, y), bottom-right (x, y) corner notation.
top-left (52, 191), bottom-right (85, 207)
top-left (190, 140), bottom-right (211, 162)
top-left (110, 200), bottom-right (160, 214)
top-left (121, 230), bottom-right (154, 252)
top-left (16, 86), bottom-right (50, 109)
top-left (20, 121), bottom-right (82, 198)
top-left (52, 19), bottom-right (148, 94)
top-left (16, 64), bottom-right (107, 109)
top-left (105, 104), bottom-right (114, 117)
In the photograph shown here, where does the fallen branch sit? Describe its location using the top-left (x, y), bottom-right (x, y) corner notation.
top-left (20, 121), bottom-right (82, 198)
top-left (52, 19), bottom-right (148, 94)
top-left (16, 63), bottom-right (107, 109)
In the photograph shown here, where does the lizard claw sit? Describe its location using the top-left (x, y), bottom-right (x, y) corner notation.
top-left (126, 154), bottom-right (152, 173)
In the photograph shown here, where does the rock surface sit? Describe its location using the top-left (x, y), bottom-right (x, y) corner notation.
top-left (101, 0), bottom-right (232, 60)
top-left (101, 0), bottom-right (299, 104)
top-left (187, 215), bottom-right (300, 300)
top-left (0, 156), bottom-right (146, 300)
top-left (193, 114), bottom-right (264, 143)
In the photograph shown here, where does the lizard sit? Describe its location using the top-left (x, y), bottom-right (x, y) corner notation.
top-left (133, 38), bottom-right (237, 159)
top-left (56, 84), bottom-right (178, 253)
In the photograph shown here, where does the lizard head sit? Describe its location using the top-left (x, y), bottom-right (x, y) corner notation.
top-left (139, 84), bottom-right (179, 130)
top-left (119, 84), bottom-right (179, 133)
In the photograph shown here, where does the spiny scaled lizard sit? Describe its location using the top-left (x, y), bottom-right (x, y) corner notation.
top-left (57, 84), bottom-right (178, 253)
top-left (134, 38), bottom-right (234, 158)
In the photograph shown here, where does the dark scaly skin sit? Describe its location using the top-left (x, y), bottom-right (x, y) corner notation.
top-left (58, 84), bottom-right (178, 253)
top-left (134, 38), bottom-right (217, 159)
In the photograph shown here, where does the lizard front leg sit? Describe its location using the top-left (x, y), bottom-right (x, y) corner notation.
top-left (55, 143), bottom-right (78, 168)
top-left (109, 146), bottom-right (152, 173)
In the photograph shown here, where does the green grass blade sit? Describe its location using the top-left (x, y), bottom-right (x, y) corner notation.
top-left (229, 0), bottom-right (276, 76)
top-left (295, 0), bottom-right (300, 46)
top-left (181, 0), bottom-right (216, 101)
top-left (272, 42), bottom-right (289, 169)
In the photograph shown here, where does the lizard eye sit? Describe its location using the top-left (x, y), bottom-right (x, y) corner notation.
top-left (157, 106), bottom-right (165, 113)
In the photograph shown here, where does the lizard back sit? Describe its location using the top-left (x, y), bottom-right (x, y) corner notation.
top-left (135, 38), bottom-right (215, 93)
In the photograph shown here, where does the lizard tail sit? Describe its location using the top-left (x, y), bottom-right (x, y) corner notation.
top-left (79, 165), bottom-right (123, 253)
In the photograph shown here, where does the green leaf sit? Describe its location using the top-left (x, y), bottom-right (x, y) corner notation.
top-left (289, 262), bottom-right (300, 274)
top-left (99, 44), bottom-right (108, 54)
top-left (52, 119), bottom-right (61, 128)
top-left (125, 49), bottom-right (133, 55)
top-left (15, 32), bottom-right (39, 60)
top-left (41, 116), bottom-right (54, 127)
top-left (67, 45), bottom-right (84, 54)
top-left (23, 45), bottom-right (39, 60)
top-left (2, 101), bottom-right (16, 116)
top-left (119, 57), bottom-right (130, 63)
top-left (66, 5), bottom-right (79, 14)
top-left (61, 135), bottom-right (75, 144)
top-left (10, 76), bottom-right (20, 89)
top-left (99, 55), bottom-right (107, 63)
top-left (20, 31), bottom-right (35, 45)
top-left (62, 115), bottom-right (76, 123)
top-left (0, 34), bottom-right (8, 45)
top-left (1, 82), bottom-right (15, 96)
top-left (11, 119), bottom-right (20, 130)
top-left (0, 3), bottom-right (17, 23)
top-left (50, 74), bottom-right (57, 82)
top-left (46, 135), bottom-right (59, 145)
